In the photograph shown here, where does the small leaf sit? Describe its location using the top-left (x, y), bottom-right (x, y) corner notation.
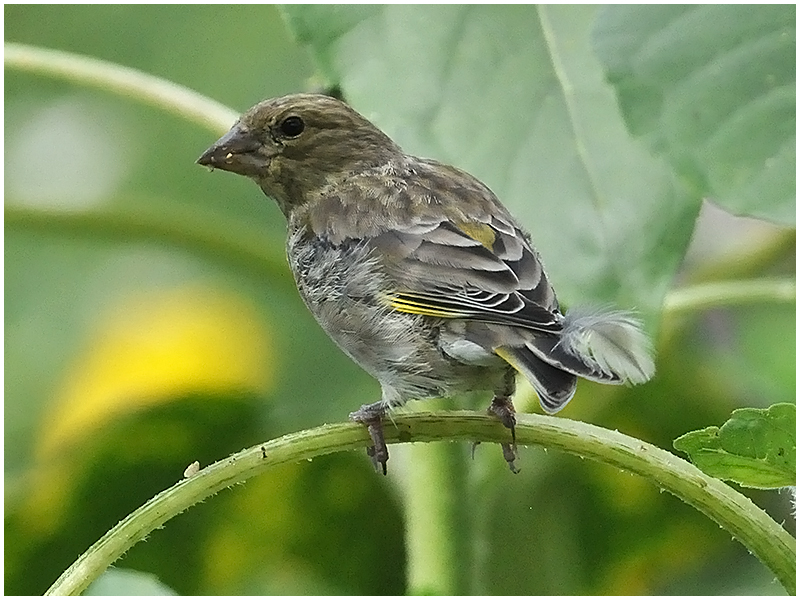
top-left (674, 403), bottom-right (796, 489)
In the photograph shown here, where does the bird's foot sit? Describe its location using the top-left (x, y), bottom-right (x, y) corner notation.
top-left (349, 403), bottom-right (389, 475)
top-left (487, 395), bottom-right (520, 473)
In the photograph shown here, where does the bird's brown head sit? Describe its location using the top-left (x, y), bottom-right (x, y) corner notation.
top-left (197, 93), bottom-right (402, 214)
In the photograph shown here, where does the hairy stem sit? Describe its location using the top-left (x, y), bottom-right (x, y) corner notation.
top-left (45, 412), bottom-right (796, 596)
top-left (8, 42), bottom-right (794, 597)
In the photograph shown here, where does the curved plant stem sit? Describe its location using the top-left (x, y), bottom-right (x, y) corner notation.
top-left (8, 42), bottom-right (795, 597)
top-left (4, 204), bottom-right (290, 285)
top-left (4, 42), bottom-right (237, 133)
top-left (664, 278), bottom-right (796, 316)
top-left (45, 412), bottom-right (796, 596)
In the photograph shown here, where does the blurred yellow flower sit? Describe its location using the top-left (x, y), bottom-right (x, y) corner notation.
top-left (37, 284), bottom-right (273, 460)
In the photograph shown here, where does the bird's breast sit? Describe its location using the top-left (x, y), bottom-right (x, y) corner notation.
top-left (284, 227), bottom-right (499, 401)
top-left (286, 229), bottom-right (423, 373)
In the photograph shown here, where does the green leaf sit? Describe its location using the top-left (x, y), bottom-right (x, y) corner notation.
top-left (280, 5), bottom-right (699, 319)
top-left (593, 5), bottom-right (795, 225)
top-left (674, 403), bottom-right (796, 489)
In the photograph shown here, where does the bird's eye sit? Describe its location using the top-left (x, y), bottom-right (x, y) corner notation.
top-left (279, 115), bottom-right (305, 138)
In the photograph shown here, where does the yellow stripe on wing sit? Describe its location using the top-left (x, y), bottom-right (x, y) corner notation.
top-left (384, 293), bottom-right (470, 319)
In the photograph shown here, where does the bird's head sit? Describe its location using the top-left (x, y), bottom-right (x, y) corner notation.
top-left (197, 93), bottom-right (401, 214)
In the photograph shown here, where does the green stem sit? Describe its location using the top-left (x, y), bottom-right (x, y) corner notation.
top-left (399, 443), bottom-right (465, 595)
top-left (397, 398), bottom-right (470, 595)
top-left (664, 278), bottom-right (796, 316)
top-left (4, 204), bottom-right (289, 285)
top-left (4, 42), bottom-right (237, 134)
top-left (7, 41), bottom-right (795, 597)
top-left (45, 412), bottom-right (796, 596)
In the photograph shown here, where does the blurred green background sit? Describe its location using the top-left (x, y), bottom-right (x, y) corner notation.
top-left (5, 5), bottom-right (795, 595)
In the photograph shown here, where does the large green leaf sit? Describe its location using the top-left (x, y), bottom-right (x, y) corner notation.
top-left (281, 5), bottom-right (698, 318)
top-left (593, 5), bottom-right (795, 225)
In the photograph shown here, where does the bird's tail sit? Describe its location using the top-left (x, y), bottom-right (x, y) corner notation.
top-left (556, 307), bottom-right (655, 385)
top-left (498, 307), bottom-right (655, 414)
top-left (495, 346), bottom-right (578, 413)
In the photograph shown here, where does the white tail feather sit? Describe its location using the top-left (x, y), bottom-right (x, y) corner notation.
top-left (558, 307), bottom-right (655, 384)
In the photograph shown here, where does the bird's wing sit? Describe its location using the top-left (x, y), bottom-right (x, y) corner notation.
top-left (371, 214), bottom-right (563, 333)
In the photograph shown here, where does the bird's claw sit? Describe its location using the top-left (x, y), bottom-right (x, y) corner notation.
top-left (350, 405), bottom-right (389, 475)
top-left (487, 396), bottom-right (520, 473)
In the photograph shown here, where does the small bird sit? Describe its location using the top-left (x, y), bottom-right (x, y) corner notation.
top-left (197, 93), bottom-right (655, 474)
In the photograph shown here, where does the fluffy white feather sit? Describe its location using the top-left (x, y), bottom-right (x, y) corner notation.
top-left (558, 307), bottom-right (655, 384)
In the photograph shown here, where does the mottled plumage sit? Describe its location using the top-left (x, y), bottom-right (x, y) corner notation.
top-left (197, 93), bottom-right (655, 473)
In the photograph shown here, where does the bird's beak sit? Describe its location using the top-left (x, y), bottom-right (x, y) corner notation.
top-left (196, 124), bottom-right (268, 177)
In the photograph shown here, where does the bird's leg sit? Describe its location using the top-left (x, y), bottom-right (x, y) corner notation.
top-left (486, 367), bottom-right (520, 473)
top-left (349, 402), bottom-right (389, 475)
top-left (488, 396), bottom-right (518, 472)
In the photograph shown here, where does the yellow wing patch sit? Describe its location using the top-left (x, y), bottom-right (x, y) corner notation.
top-left (494, 347), bottom-right (523, 372)
top-left (384, 293), bottom-right (469, 319)
top-left (454, 221), bottom-right (496, 250)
